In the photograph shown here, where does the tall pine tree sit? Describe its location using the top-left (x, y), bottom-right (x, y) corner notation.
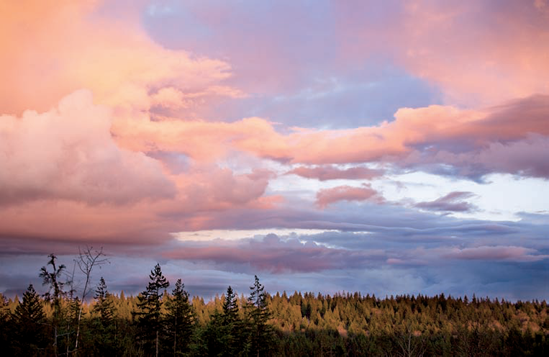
top-left (12, 284), bottom-right (47, 355)
top-left (92, 277), bottom-right (118, 356)
top-left (134, 263), bottom-right (169, 357)
top-left (203, 286), bottom-right (244, 356)
top-left (94, 277), bottom-right (115, 327)
top-left (165, 278), bottom-right (195, 356)
top-left (247, 276), bottom-right (275, 356)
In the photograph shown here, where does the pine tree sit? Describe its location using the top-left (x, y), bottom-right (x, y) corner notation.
top-left (165, 279), bottom-right (195, 356)
top-left (203, 286), bottom-right (243, 356)
top-left (247, 276), bottom-right (275, 356)
top-left (94, 277), bottom-right (115, 327)
top-left (12, 284), bottom-right (47, 355)
top-left (133, 263), bottom-right (169, 357)
top-left (223, 286), bottom-right (239, 325)
top-left (92, 277), bottom-right (118, 355)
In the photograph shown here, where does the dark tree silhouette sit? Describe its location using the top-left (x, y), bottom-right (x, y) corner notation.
top-left (94, 277), bottom-right (115, 327)
top-left (40, 253), bottom-right (67, 356)
top-left (133, 263), bottom-right (169, 357)
top-left (12, 284), bottom-right (47, 355)
top-left (247, 275), bottom-right (275, 357)
top-left (92, 277), bottom-right (118, 355)
top-left (203, 286), bottom-right (245, 356)
top-left (165, 278), bottom-right (195, 356)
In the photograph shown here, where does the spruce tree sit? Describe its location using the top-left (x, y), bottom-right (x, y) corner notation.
top-left (134, 263), bottom-right (169, 357)
top-left (12, 284), bottom-right (47, 355)
top-left (204, 286), bottom-right (243, 356)
top-left (222, 286), bottom-right (239, 325)
top-left (94, 277), bottom-right (115, 326)
top-left (165, 278), bottom-right (195, 356)
top-left (247, 275), bottom-right (275, 356)
top-left (92, 277), bottom-right (118, 355)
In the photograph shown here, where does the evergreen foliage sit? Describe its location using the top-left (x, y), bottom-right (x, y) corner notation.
top-left (247, 275), bottom-right (275, 356)
top-left (165, 278), bottom-right (195, 356)
top-left (203, 286), bottom-right (245, 356)
top-left (11, 284), bottom-right (47, 355)
top-left (94, 277), bottom-right (115, 327)
top-left (91, 277), bottom-right (119, 355)
top-left (133, 263), bottom-right (170, 357)
top-left (4, 253), bottom-right (549, 356)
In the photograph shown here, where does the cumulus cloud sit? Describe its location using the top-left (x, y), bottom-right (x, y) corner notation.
top-left (2, 0), bottom-right (548, 301)
top-left (0, 0), bottom-right (239, 116)
top-left (0, 90), bottom-right (175, 205)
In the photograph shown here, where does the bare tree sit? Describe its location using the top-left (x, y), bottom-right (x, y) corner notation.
top-left (73, 247), bottom-right (109, 355)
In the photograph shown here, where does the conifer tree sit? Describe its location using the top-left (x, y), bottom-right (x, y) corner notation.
top-left (204, 286), bottom-right (243, 356)
top-left (247, 276), bottom-right (275, 356)
top-left (165, 278), bottom-right (195, 356)
top-left (92, 277), bottom-right (118, 355)
top-left (94, 277), bottom-right (115, 327)
top-left (12, 284), bottom-right (47, 355)
top-left (222, 286), bottom-right (239, 325)
top-left (40, 253), bottom-right (67, 356)
top-left (134, 263), bottom-right (169, 357)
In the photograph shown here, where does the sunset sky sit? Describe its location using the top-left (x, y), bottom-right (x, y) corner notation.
top-left (1, 0), bottom-right (548, 301)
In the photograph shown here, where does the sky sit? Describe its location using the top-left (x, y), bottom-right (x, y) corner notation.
top-left (0, 0), bottom-right (548, 301)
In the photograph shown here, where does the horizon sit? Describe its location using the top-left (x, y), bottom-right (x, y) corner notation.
top-left (1, 0), bottom-right (548, 303)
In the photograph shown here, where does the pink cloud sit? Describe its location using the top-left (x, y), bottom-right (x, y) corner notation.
top-left (121, 94), bottom-right (548, 176)
top-left (0, 90), bottom-right (175, 205)
top-left (287, 165), bottom-right (384, 181)
top-left (0, 93), bottom-right (278, 244)
top-left (316, 184), bottom-right (383, 208)
top-left (334, 1), bottom-right (549, 105)
top-left (0, 0), bottom-right (239, 117)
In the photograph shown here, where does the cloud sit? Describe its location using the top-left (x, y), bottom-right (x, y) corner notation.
top-left (0, 90), bottom-right (175, 206)
top-left (287, 165), bottom-right (384, 181)
top-left (442, 246), bottom-right (549, 263)
top-left (0, 0), bottom-right (239, 116)
top-left (120, 94), bottom-right (549, 180)
top-left (416, 192), bottom-right (476, 213)
top-left (334, 0), bottom-right (549, 106)
top-left (164, 234), bottom-right (386, 273)
top-left (316, 184), bottom-right (383, 208)
top-left (146, 0), bottom-right (549, 108)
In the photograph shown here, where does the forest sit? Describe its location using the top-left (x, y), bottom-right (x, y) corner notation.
top-left (0, 253), bottom-right (548, 356)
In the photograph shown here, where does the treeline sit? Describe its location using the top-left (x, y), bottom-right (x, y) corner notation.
top-left (0, 254), bottom-right (548, 356)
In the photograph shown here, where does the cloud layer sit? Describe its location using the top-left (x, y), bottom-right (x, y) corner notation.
top-left (0, 0), bottom-right (547, 301)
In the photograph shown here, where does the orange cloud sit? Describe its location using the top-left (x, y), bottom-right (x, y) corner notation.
top-left (114, 95), bottom-right (549, 173)
top-left (0, 0), bottom-right (238, 116)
